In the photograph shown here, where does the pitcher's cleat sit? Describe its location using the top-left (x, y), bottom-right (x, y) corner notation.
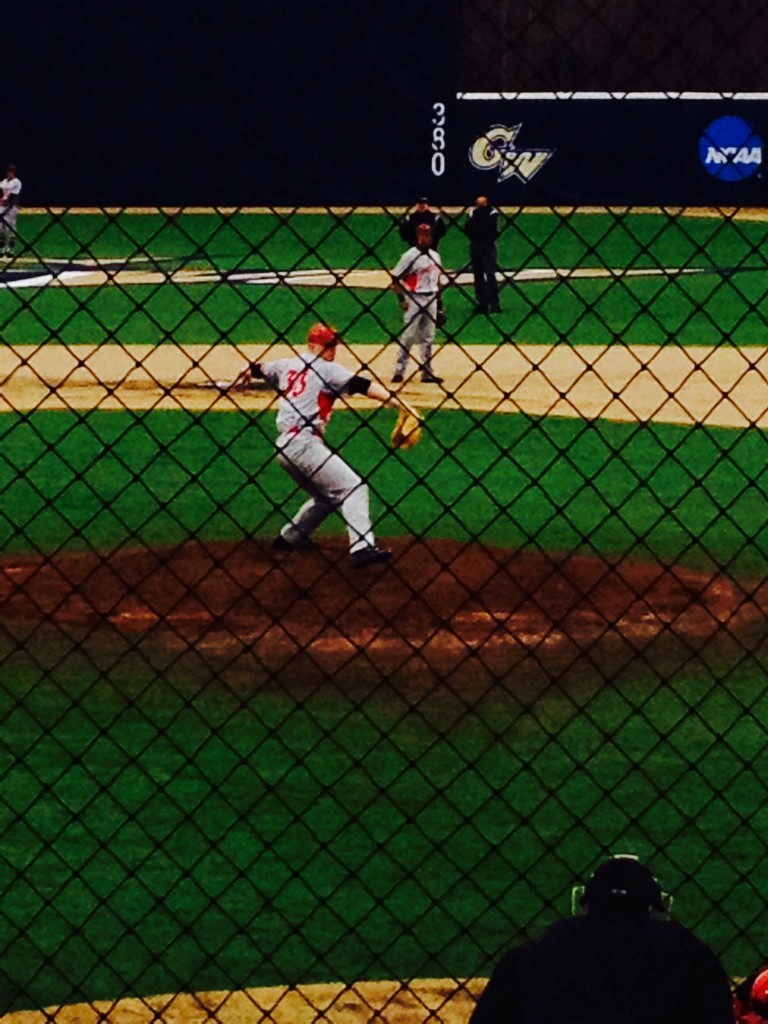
top-left (351, 546), bottom-right (393, 569)
top-left (272, 535), bottom-right (313, 553)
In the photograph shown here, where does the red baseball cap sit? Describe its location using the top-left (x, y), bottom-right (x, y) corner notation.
top-left (307, 323), bottom-right (339, 348)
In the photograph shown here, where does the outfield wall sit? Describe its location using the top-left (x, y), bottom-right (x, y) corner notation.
top-left (8, 4), bottom-right (768, 206)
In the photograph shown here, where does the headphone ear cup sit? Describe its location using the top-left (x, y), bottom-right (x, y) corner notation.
top-left (570, 884), bottom-right (587, 915)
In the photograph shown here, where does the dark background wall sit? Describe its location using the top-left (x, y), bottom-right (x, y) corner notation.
top-left (8, 1), bottom-right (768, 207)
top-left (11, 0), bottom-right (452, 206)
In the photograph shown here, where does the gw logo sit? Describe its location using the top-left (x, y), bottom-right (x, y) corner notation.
top-left (469, 124), bottom-right (554, 183)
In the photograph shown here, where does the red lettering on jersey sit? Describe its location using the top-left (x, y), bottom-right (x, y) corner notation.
top-left (318, 390), bottom-right (335, 423)
top-left (403, 272), bottom-right (418, 293)
top-left (286, 368), bottom-right (308, 397)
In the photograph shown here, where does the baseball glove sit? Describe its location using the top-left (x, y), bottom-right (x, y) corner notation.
top-left (436, 306), bottom-right (446, 328)
top-left (390, 405), bottom-right (423, 451)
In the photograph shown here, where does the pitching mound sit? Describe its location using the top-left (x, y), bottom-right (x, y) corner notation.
top-left (1, 539), bottom-right (764, 679)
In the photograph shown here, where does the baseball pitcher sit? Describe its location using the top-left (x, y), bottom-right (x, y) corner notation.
top-left (233, 323), bottom-right (420, 569)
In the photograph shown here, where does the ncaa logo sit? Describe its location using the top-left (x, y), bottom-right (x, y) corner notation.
top-left (700, 115), bottom-right (763, 181)
top-left (469, 124), bottom-right (553, 183)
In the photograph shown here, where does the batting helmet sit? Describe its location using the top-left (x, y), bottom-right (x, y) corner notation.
top-left (582, 855), bottom-right (665, 918)
top-left (307, 323), bottom-right (338, 348)
top-left (751, 970), bottom-right (768, 1016)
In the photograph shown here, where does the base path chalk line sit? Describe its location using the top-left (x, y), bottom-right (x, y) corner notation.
top-left (0, 261), bottom-right (750, 290)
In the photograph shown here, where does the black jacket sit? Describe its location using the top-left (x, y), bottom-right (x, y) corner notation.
top-left (399, 209), bottom-right (446, 248)
top-left (470, 916), bottom-right (733, 1024)
top-left (466, 205), bottom-right (499, 247)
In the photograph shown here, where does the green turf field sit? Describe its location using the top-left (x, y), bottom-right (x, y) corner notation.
top-left (3, 209), bottom-right (768, 347)
top-left (2, 209), bottom-right (767, 1012)
top-left (2, 600), bottom-right (766, 1009)
top-left (1, 409), bottom-right (768, 577)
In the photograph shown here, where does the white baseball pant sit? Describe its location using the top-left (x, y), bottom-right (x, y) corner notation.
top-left (275, 431), bottom-right (376, 553)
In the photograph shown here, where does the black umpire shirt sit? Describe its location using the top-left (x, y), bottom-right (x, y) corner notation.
top-left (399, 210), bottom-right (446, 249)
top-left (470, 915), bottom-right (733, 1024)
top-left (466, 205), bottom-right (499, 249)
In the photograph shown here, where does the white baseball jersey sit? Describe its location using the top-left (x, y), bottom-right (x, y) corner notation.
top-left (392, 246), bottom-right (443, 294)
top-left (1, 176), bottom-right (21, 206)
top-left (260, 353), bottom-right (355, 437)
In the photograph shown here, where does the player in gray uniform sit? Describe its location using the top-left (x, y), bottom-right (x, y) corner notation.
top-left (391, 223), bottom-right (445, 384)
top-left (233, 323), bottom-right (400, 568)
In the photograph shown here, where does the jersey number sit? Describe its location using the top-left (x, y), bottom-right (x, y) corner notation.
top-left (286, 369), bottom-right (308, 397)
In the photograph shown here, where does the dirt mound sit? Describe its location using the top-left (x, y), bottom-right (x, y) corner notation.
top-left (1, 539), bottom-right (764, 677)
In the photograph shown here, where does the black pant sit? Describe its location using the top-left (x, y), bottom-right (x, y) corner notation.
top-left (470, 244), bottom-right (499, 310)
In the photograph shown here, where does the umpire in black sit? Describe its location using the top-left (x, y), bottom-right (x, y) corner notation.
top-left (470, 855), bottom-right (733, 1024)
top-left (399, 197), bottom-right (446, 250)
top-left (466, 195), bottom-right (501, 313)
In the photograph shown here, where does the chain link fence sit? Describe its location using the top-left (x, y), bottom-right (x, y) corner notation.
top-left (3, 3), bottom-right (768, 1023)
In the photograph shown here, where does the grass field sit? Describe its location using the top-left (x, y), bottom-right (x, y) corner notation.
top-left (3, 628), bottom-right (767, 1009)
top-left (2, 409), bottom-right (768, 576)
top-left (2, 208), bottom-right (768, 1013)
top-left (4, 209), bottom-right (768, 348)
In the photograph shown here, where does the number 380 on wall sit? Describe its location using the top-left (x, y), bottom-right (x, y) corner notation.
top-left (431, 102), bottom-right (446, 177)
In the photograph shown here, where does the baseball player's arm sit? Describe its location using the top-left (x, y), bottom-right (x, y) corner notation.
top-left (346, 376), bottom-right (397, 407)
top-left (230, 359), bottom-right (281, 391)
top-left (229, 362), bottom-right (262, 390)
top-left (436, 254), bottom-right (449, 311)
top-left (391, 278), bottom-right (408, 310)
top-left (390, 253), bottom-right (410, 309)
top-left (348, 376), bottom-right (420, 415)
top-left (347, 377), bottom-right (422, 450)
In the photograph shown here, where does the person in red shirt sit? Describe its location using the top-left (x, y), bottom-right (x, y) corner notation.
top-left (735, 968), bottom-right (768, 1024)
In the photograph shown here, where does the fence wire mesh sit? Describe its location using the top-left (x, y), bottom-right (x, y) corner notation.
top-left (2, 4), bottom-right (768, 1024)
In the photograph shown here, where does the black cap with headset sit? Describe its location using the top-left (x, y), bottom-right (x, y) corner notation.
top-left (573, 855), bottom-right (671, 919)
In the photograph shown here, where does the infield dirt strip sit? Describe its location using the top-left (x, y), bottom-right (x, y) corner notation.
top-left (2, 341), bottom-right (768, 427)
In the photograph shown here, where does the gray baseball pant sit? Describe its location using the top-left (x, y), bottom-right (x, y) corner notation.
top-left (394, 294), bottom-right (437, 377)
top-left (275, 431), bottom-right (376, 553)
top-left (0, 207), bottom-right (18, 252)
